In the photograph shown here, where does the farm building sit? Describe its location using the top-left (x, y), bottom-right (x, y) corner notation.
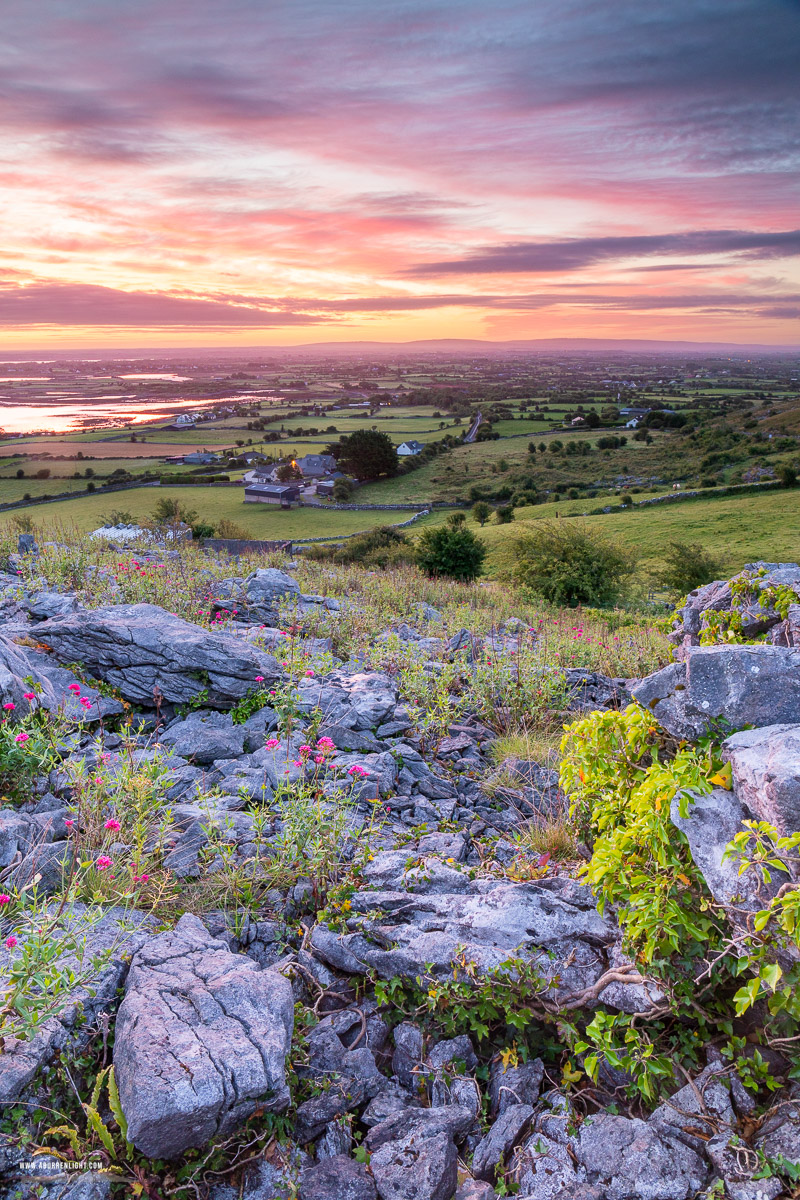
top-left (243, 483), bottom-right (301, 507)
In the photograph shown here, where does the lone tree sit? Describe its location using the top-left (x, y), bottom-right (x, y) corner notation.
top-left (327, 430), bottom-right (398, 481)
top-left (416, 517), bottom-right (486, 582)
top-left (471, 501), bottom-right (491, 526)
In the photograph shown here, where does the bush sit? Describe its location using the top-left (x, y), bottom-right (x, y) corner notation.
top-left (216, 517), bottom-right (252, 540)
top-left (307, 525), bottom-right (414, 568)
top-left (99, 509), bottom-right (135, 526)
top-left (416, 523), bottom-right (486, 582)
top-left (779, 464), bottom-right (798, 487)
top-left (701, 476), bottom-right (719, 488)
top-left (495, 505), bottom-right (514, 524)
top-left (651, 541), bottom-right (723, 597)
top-left (331, 477), bottom-right (353, 502)
top-left (509, 521), bottom-right (635, 608)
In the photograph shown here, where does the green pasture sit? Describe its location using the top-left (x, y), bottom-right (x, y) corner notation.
top-left (478, 488), bottom-right (800, 577)
top-left (0, 485), bottom-right (442, 541)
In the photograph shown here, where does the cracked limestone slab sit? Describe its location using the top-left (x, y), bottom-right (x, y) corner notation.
top-left (114, 912), bottom-right (293, 1159)
top-left (311, 873), bottom-right (662, 1014)
top-left (35, 603), bottom-right (281, 706)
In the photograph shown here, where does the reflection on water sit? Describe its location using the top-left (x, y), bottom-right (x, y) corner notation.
top-left (0, 397), bottom-right (210, 435)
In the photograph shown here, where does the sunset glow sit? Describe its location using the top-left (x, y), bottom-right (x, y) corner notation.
top-left (1, 0), bottom-right (798, 349)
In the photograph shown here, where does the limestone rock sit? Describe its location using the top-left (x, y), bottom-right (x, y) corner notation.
top-left (35, 603), bottom-right (280, 706)
top-left (114, 913), bottom-right (293, 1159)
top-left (723, 723), bottom-right (800, 839)
top-left (632, 645), bottom-right (800, 739)
top-left (160, 709), bottom-right (248, 764)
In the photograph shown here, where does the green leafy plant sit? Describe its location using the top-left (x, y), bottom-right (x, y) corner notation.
top-left (415, 522), bottom-right (486, 582)
top-left (508, 521), bottom-right (635, 608)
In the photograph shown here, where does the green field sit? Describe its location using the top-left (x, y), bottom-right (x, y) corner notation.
top-left (0, 485), bottom-right (443, 541)
top-left (477, 488), bottom-right (800, 576)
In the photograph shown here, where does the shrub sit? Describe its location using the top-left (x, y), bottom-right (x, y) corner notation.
top-left (509, 521), bottom-right (634, 608)
top-left (331, 477), bottom-right (353, 502)
top-left (151, 497), bottom-right (198, 526)
top-left (779, 464), bottom-right (798, 487)
top-left (309, 525), bottom-right (414, 568)
top-left (495, 505), bottom-right (514, 524)
top-left (100, 509), bottom-right (135, 526)
top-left (416, 523), bottom-right (486, 582)
top-left (215, 517), bottom-right (252, 540)
top-left (651, 541), bottom-right (723, 597)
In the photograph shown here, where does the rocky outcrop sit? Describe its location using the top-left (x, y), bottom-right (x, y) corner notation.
top-left (35, 603), bottom-right (281, 706)
top-left (669, 561), bottom-right (800, 659)
top-left (310, 852), bottom-right (662, 1013)
top-left (723, 722), bottom-right (800, 840)
top-left (114, 913), bottom-right (294, 1159)
top-left (631, 644), bottom-right (800, 740)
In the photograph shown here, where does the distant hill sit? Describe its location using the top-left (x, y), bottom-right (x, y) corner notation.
top-left (2, 336), bottom-right (798, 361)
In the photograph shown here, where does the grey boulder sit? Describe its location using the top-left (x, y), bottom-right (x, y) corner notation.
top-left (35, 603), bottom-right (280, 706)
top-left (114, 913), bottom-right (293, 1159)
top-left (632, 645), bottom-right (800, 739)
top-left (669, 788), bottom-right (777, 911)
top-left (299, 1155), bottom-right (377, 1200)
top-left (574, 1113), bottom-right (709, 1200)
top-left (366, 1107), bottom-right (474, 1200)
top-left (471, 1104), bottom-right (534, 1182)
top-left (160, 709), bottom-right (248, 764)
top-left (723, 723), bottom-right (800, 839)
top-left (311, 874), bottom-right (657, 1013)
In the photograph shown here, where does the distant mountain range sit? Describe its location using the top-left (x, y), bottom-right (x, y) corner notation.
top-left (2, 336), bottom-right (798, 361)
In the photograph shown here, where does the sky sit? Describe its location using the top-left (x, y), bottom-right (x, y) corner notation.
top-left (1, 0), bottom-right (799, 350)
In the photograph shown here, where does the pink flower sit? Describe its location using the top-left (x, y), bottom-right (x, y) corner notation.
top-left (265, 737), bottom-right (280, 749)
top-left (0, 894), bottom-right (10, 905)
top-left (298, 744), bottom-right (312, 756)
top-left (255, 675), bottom-right (264, 682)
top-left (80, 698), bottom-right (93, 709)
top-left (269, 689), bottom-right (276, 695)
top-left (68, 683), bottom-right (81, 694)
top-left (96, 855), bottom-right (112, 870)
top-left (14, 732), bottom-right (29, 744)
top-left (348, 765), bottom-right (368, 779)
top-left (5, 935), bottom-right (17, 949)
top-left (23, 692), bottom-right (36, 701)
top-left (64, 819), bottom-right (74, 828)
top-left (3, 703), bottom-right (15, 711)
top-left (314, 754), bottom-right (324, 764)
top-left (316, 736), bottom-right (335, 750)
top-left (292, 759), bottom-right (302, 767)
top-left (140, 874), bottom-right (149, 882)
top-left (104, 819), bottom-right (121, 831)
top-left (305, 669), bottom-right (314, 676)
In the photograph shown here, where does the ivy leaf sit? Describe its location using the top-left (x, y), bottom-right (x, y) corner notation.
top-left (760, 963), bottom-right (783, 993)
top-left (709, 763), bottom-right (733, 790)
